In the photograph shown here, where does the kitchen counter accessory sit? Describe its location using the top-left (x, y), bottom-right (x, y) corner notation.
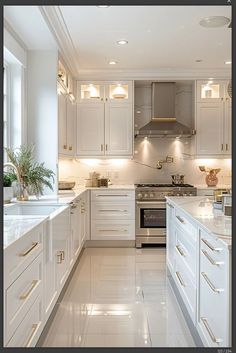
top-left (58, 181), bottom-right (75, 190)
top-left (171, 174), bottom-right (185, 185)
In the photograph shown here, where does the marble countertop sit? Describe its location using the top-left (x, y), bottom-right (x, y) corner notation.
top-left (10, 185), bottom-right (135, 205)
top-left (4, 215), bottom-right (48, 249)
top-left (166, 196), bottom-right (231, 249)
top-left (195, 184), bottom-right (231, 190)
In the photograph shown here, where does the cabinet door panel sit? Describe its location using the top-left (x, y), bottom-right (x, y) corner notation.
top-left (197, 80), bottom-right (224, 103)
top-left (77, 104), bottom-right (105, 156)
top-left (196, 103), bottom-right (224, 155)
top-left (224, 99), bottom-right (231, 155)
top-left (105, 103), bottom-right (133, 156)
top-left (66, 98), bottom-right (76, 156)
top-left (58, 93), bottom-right (67, 154)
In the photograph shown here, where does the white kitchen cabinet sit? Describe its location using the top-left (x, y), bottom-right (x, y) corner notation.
top-left (197, 229), bottom-right (231, 347)
top-left (91, 189), bottom-right (135, 241)
top-left (166, 201), bottom-right (175, 275)
top-left (77, 103), bottom-right (105, 156)
top-left (58, 86), bottom-right (76, 156)
top-left (70, 198), bottom-right (81, 262)
top-left (77, 80), bottom-right (133, 157)
top-left (195, 80), bottom-right (231, 157)
top-left (105, 103), bottom-right (133, 156)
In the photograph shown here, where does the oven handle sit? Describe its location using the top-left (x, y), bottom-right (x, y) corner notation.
top-left (136, 201), bottom-right (166, 206)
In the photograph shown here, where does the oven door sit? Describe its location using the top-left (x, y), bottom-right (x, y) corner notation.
top-left (135, 201), bottom-right (166, 236)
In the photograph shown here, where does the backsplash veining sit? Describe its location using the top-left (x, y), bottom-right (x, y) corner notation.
top-left (59, 139), bottom-right (232, 187)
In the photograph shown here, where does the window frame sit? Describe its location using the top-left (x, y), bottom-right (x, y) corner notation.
top-left (3, 62), bottom-right (11, 161)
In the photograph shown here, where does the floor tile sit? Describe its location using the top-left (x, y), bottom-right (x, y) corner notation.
top-left (151, 333), bottom-right (196, 347)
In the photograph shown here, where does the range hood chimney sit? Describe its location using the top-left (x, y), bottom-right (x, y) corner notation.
top-left (138, 82), bottom-right (194, 137)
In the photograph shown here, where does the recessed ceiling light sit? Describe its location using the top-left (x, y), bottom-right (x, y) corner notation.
top-left (199, 16), bottom-right (230, 28)
top-left (97, 5), bottom-right (110, 8)
top-left (195, 59), bottom-right (203, 62)
top-left (109, 61), bottom-right (117, 65)
top-left (224, 61), bottom-right (231, 65)
top-left (117, 40), bottom-right (128, 45)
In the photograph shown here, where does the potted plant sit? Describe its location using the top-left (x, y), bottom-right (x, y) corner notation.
top-left (5, 145), bottom-right (55, 200)
top-left (3, 172), bottom-right (16, 203)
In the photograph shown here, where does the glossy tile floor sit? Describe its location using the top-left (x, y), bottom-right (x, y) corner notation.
top-left (41, 247), bottom-right (195, 347)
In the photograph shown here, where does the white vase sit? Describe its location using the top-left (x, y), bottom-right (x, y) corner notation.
top-left (4, 186), bottom-right (13, 203)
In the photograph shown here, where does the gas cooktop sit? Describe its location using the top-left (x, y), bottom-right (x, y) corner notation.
top-left (135, 183), bottom-right (194, 188)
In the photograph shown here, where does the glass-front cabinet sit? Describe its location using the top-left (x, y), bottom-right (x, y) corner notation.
top-left (78, 81), bottom-right (133, 104)
top-left (197, 80), bottom-right (224, 102)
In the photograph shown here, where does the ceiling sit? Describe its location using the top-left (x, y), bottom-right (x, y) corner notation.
top-left (60, 5), bottom-right (231, 70)
top-left (3, 5), bottom-right (231, 75)
top-left (4, 6), bottom-right (57, 50)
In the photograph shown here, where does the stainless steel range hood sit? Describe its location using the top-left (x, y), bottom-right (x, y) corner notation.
top-left (138, 82), bottom-right (194, 137)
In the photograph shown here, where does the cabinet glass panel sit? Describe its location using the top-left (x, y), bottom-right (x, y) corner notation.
top-left (81, 84), bottom-right (101, 100)
top-left (109, 84), bottom-right (129, 100)
top-left (200, 83), bottom-right (220, 99)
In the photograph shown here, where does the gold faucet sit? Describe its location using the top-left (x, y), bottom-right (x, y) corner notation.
top-left (3, 162), bottom-right (28, 200)
top-left (4, 162), bottom-right (21, 183)
top-left (156, 156), bottom-right (174, 170)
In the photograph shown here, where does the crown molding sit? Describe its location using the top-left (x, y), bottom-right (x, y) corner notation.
top-left (39, 6), bottom-right (79, 77)
top-left (77, 68), bottom-right (231, 81)
top-left (4, 19), bottom-right (28, 51)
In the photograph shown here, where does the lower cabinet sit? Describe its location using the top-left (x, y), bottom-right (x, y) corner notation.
top-left (197, 229), bottom-right (231, 347)
top-left (90, 189), bottom-right (135, 241)
top-left (166, 199), bottom-right (231, 347)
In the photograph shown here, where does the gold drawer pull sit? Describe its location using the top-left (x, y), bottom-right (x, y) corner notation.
top-left (201, 317), bottom-right (223, 343)
top-left (20, 242), bottom-right (38, 257)
top-left (176, 215), bottom-right (185, 224)
top-left (176, 245), bottom-right (186, 257)
top-left (20, 280), bottom-right (39, 300)
top-left (23, 323), bottom-right (39, 347)
top-left (175, 271), bottom-right (186, 287)
top-left (99, 209), bottom-right (128, 212)
top-left (101, 144), bottom-right (103, 151)
top-left (201, 250), bottom-right (224, 266)
top-left (226, 143), bottom-right (228, 151)
top-left (63, 144), bottom-right (67, 150)
top-left (57, 251), bottom-right (63, 264)
top-left (201, 272), bottom-right (224, 293)
top-left (201, 238), bottom-right (222, 252)
top-left (69, 146), bottom-right (72, 151)
top-left (105, 144), bottom-right (108, 151)
top-left (221, 143), bottom-right (224, 151)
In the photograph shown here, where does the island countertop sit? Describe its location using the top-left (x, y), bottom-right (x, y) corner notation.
top-left (165, 196), bottom-right (231, 248)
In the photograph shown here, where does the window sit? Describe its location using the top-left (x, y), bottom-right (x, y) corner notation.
top-left (3, 64), bottom-right (10, 162)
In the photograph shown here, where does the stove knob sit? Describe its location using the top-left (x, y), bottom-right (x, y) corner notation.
top-left (144, 193), bottom-right (148, 198)
top-left (150, 193), bottom-right (155, 198)
top-left (183, 193), bottom-right (187, 196)
top-left (176, 193), bottom-right (180, 196)
top-left (137, 193), bottom-right (142, 199)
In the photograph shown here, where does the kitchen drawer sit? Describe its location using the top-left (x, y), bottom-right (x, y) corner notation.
top-left (200, 229), bottom-right (225, 260)
top-left (6, 295), bottom-right (43, 347)
top-left (91, 190), bottom-right (135, 202)
top-left (174, 252), bottom-right (196, 323)
top-left (91, 220), bottom-right (135, 240)
top-left (198, 269), bottom-right (229, 347)
top-left (91, 201), bottom-right (135, 220)
top-left (175, 224), bottom-right (197, 277)
top-left (6, 253), bottom-right (43, 342)
top-left (4, 223), bottom-right (43, 288)
top-left (174, 208), bottom-right (197, 240)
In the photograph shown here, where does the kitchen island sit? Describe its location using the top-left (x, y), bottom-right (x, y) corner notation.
top-left (166, 196), bottom-right (231, 348)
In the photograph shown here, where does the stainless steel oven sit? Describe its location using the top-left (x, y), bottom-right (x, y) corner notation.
top-left (136, 200), bottom-right (166, 247)
top-left (135, 183), bottom-right (197, 248)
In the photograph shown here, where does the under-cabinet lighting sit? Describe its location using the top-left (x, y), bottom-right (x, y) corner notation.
top-left (224, 61), bottom-right (231, 65)
top-left (109, 61), bottom-right (117, 65)
top-left (117, 40), bottom-right (128, 45)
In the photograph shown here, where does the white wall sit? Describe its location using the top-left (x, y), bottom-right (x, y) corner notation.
top-left (59, 138), bottom-right (232, 187)
top-left (27, 50), bottom-right (58, 194)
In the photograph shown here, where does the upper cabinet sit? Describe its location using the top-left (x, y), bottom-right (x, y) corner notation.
top-left (57, 60), bottom-right (77, 157)
top-left (77, 81), bottom-right (134, 158)
top-left (195, 80), bottom-right (231, 157)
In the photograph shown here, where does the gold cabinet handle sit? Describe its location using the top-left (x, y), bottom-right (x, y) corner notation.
top-left (23, 323), bottom-right (39, 347)
top-left (201, 272), bottom-right (224, 293)
top-left (105, 144), bottom-right (108, 151)
top-left (175, 271), bottom-right (186, 287)
top-left (201, 317), bottom-right (223, 343)
top-left (221, 143), bottom-right (224, 151)
top-left (101, 98), bottom-right (103, 101)
top-left (69, 146), bottom-right (72, 151)
top-left (57, 251), bottom-right (63, 264)
top-left (61, 250), bottom-right (65, 261)
top-left (176, 245), bottom-right (186, 257)
top-left (20, 242), bottom-right (38, 257)
top-left (20, 280), bottom-right (40, 300)
top-left (101, 144), bottom-right (103, 151)
top-left (221, 97), bottom-right (224, 101)
top-left (176, 215), bottom-right (185, 224)
top-left (201, 238), bottom-right (222, 252)
top-left (105, 98), bottom-right (108, 101)
top-left (201, 250), bottom-right (224, 266)
top-left (226, 143), bottom-right (228, 151)
top-left (63, 144), bottom-right (67, 150)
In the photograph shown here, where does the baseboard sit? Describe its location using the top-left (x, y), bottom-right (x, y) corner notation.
top-left (167, 266), bottom-right (204, 347)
